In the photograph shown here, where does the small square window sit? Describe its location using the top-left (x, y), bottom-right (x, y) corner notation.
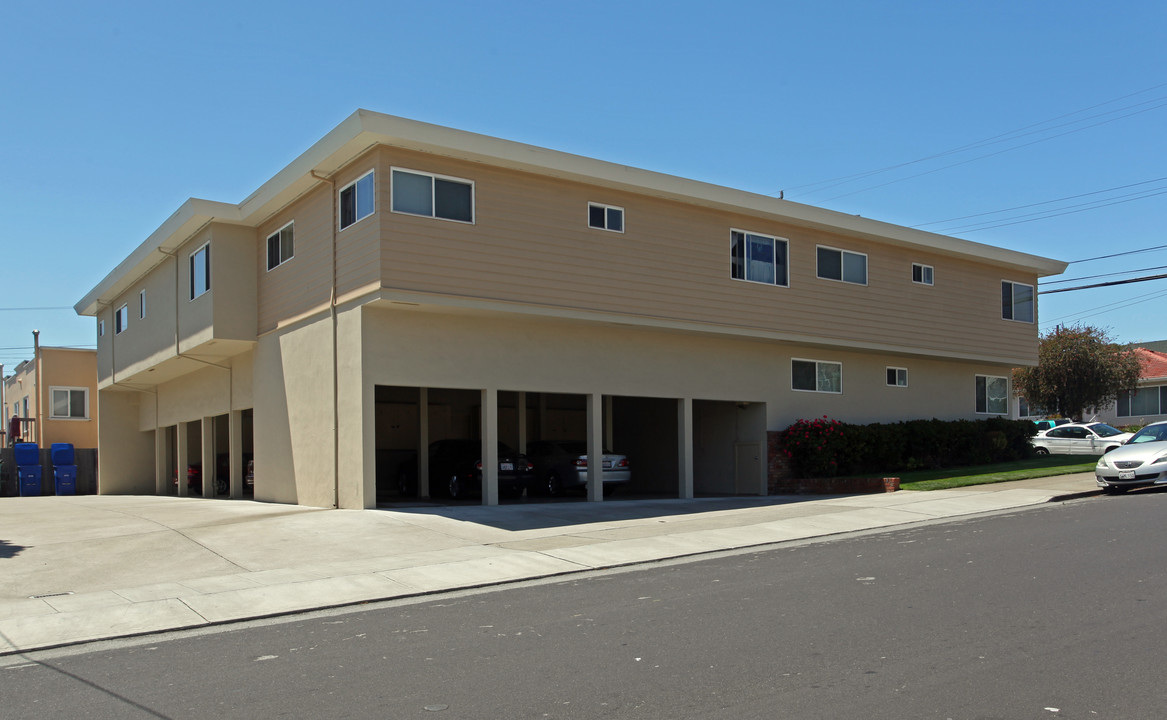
top-left (731, 230), bottom-right (788, 287)
top-left (1002, 281), bottom-right (1034, 323)
top-left (588, 203), bottom-right (624, 232)
top-left (50, 387), bottom-right (88, 419)
top-left (912, 263), bottom-right (934, 286)
top-left (976, 375), bottom-right (1009, 414)
top-left (886, 367), bottom-right (908, 387)
top-left (817, 246), bottom-right (867, 285)
top-left (267, 222), bottom-right (295, 271)
top-left (115, 304), bottom-right (128, 334)
top-left (792, 359), bottom-right (842, 393)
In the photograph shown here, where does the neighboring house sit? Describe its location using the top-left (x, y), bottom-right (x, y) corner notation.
top-left (74, 110), bottom-right (1066, 509)
top-left (1095, 347), bottom-right (1167, 426)
top-left (2, 346), bottom-right (98, 449)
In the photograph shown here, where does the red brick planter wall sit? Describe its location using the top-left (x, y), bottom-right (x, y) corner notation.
top-left (767, 431), bottom-right (899, 495)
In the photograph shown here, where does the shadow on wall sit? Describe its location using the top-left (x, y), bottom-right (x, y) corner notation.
top-left (0, 538), bottom-right (25, 559)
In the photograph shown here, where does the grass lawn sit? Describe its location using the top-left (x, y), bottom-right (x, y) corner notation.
top-left (897, 455), bottom-right (1097, 491)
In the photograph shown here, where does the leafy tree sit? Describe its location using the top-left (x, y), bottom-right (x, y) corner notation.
top-left (1013, 324), bottom-right (1141, 421)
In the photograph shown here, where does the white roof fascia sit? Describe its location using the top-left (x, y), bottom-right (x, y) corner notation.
top-left (76, 109), bottom-right (1067, 317)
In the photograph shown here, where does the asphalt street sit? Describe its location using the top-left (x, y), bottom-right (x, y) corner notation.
top-left (4, 490), bottom-right (1164, 719)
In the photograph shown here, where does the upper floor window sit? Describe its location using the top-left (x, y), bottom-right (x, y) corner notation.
top-left (975, 374), bottom-right (1008, 414)
top-left (912, 263), bottom-right (934, 286)
top-left (886, 367), bottom-right (908, 387)
top-left (731, 230), bottom-right (788, 286)
top-left (267, 222), bottom-right (295, 271)
top-left (139, 290), bottom-right (146, 319)
top-left (190, 243), bottom-right (210, 300)
top-left (817, 246), bottom-right (867, 285)
top-left (115, 304), bottom-right (128, 334)
top-left (50, 387), bottom-right (88, 420)
top-left (391, 168), bottom-right (473, 223)
top-left (1002, 281), bottom-right (1034, 322)
top-left (588, 203), bottom-right (624, 232)
top-left (792, 358), bottom-right (842, 393)
top-left (340, 170), bottom-right (375, 230)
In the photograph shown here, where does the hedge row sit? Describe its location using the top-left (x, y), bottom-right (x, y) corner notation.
top-left (778, 416), bottom-right (1037, 478)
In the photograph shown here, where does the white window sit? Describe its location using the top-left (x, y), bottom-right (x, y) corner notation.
top-left (266, 222), bottom-right (295, 271)
top-left (886, 367), bottom-right (908, 387)
top-left (50, 387), bottom-right (88, 420)
top-left (391, 168), bottom-right (474, 223)
top-left (339, 170), bottom-right (375, 229)
top-left (731, 230), bottom-right (789, 286)
top-left (792, 359), bottom-right (842, 393)
top-left (588, 203), bottom-right (624, 232)
top-left (976, 375), bottom-right (1009, 414)
top-left (1117, 387), bottom-right (1167, 417)
top-left (912, 263), bottom-right (934, 286)
top-left (1002, 281), bottom-right (1034, 323)
top-left (115, 304), bottom-right (128, 334)
top-left (139, 289), bottom-right (146, 319)
top-left (190, 243), bottom-right (210, 300)
top-left (817, 246), bottom-right (867, 285)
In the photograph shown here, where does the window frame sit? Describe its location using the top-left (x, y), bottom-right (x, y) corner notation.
top-left (1001, 280), bottom-right (1034, 323)
top-left (975, 374), bottom-right (1009, 415)
top-left (886, 367), bottom-right (908, 387)
top-left (731, 229), bottom-right (789, 287)
top-left (791, 358), bottom-right (843, 394)
top-left (339, 169), bottom-right (376, 230)
top-left (816, 245), bottom-right (868, 286)
top-left (49, 386), bottom-right (89, 420)
top-left (1117, 386), bottom-right (1167, 417)
top-left (114, 304), bottom-right (128, 334)
top-left (912, 263), bottom-right (934, 286)
top-left (189, 242), bottom-right (211, 300)
top-left (587, 202), bottom-right (625, 233)
top-left (266, 221), bottom-right (295, 271)
top-left (390, 166), bottom-right (475, 224)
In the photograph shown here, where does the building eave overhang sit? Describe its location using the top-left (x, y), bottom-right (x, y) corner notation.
top-left (76, 109), bottom-right (1068, 317)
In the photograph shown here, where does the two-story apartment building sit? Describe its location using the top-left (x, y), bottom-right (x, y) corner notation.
top-left (75, 110), bottom-right (1066, 509)
top-left (3, 345), bottom-right (98, 449)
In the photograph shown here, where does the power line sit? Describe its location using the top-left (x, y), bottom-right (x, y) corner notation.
top-left (0, 306), bottom-right (74, 312)
top-left (1043, 287), bottom-right (1167, 327)
top-left (1040, 264), bottom-right (1167, 286)
top-left (1067, 244), bottom-right (1167, 264)
top-left (1039, 272), bottom-right (1167, 294)
top-left (781, 81), bottom-right (1167, 199)
top-left (931, 186), bottom-right (1167, 234)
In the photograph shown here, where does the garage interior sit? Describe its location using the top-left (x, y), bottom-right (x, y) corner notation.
top-left (156, 409), bottom-right (254, 499)
top-left (374, 385), bottom-right (766, 505)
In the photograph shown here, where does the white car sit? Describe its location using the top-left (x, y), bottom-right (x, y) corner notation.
top-left (1095, 421), bottom-right (1167, 493)
top-left (1030, 422), bottom-right (1132, 456)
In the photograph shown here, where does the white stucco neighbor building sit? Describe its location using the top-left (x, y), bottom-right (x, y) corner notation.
top-left (75, 110), bottom-right (1066, 509)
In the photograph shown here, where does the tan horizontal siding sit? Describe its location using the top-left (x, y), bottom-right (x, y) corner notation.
top-left (339, 147), bottom-right (1040, 362)
top-left (257, 185), bottom-right (339, 334)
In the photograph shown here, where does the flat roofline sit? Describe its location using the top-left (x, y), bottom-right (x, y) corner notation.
top-left (76, 109), bottom-right (1068, 316)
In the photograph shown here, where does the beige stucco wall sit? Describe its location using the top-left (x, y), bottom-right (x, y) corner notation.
top-left (96, 388), bottom-right (155, 494)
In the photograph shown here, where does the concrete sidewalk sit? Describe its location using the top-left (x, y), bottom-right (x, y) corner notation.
top-left (0, 474), bottom-right (1099, 655)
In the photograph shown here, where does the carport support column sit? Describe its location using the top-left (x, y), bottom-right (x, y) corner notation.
top-left (604, 395), bottom-right (614, 451)
top-left (586, 393), bottom-right (603, 502)
top-left (517, 392), bottom-right (527, 453)
top-left (229, 409), bottom-right (243, 499)
top-left (154, 428), bottom-right (168, 496)
top-left (419, 388), bottom-right (430, 498)
top-left (175, 422), bottom-right (188, 497)
top-left (678, 398), bottom-right (694, 499)
top-left (202, 416), bottom-right (214, 498)
top-left (481, 389), bottom-right (499, 506)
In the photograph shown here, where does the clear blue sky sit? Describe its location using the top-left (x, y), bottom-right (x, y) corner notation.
top-left (2, 0), bottom-right (1165, 369)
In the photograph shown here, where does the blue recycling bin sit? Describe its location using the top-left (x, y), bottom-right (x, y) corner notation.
top-left (18, 465), bottom-right (42, 497)
top-left (51, 443), bottom-right (75, 466)
top-left (14, 442), bottom-right (39, 466)
top-left (55, 465), bottom-right (77, 496)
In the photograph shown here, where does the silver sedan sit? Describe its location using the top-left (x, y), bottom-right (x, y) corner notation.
top-left (1095, 421), bottom-right (1167, 493)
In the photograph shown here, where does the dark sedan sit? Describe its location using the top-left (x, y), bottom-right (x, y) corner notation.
top-left (398, 439), bottom-right (533, 500)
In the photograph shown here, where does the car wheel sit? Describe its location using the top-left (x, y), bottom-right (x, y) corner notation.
top-left (448, 475), bottom-right (465, 500)
top-left (1033, 447), bottom-right (1050, 456)
top-left (1103, 446), bottom-right (1120, 454)
top-left (546, 472), bottom-right (563, 497)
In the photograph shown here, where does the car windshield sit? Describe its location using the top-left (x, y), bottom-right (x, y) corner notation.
top-left (1128, 424), bottom-right (1167, 444)
top-left (1087, 423), bottom-right (1124, 438)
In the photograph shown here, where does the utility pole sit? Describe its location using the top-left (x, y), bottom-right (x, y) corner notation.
top-left (33, 330), bottom-right (42, 447)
